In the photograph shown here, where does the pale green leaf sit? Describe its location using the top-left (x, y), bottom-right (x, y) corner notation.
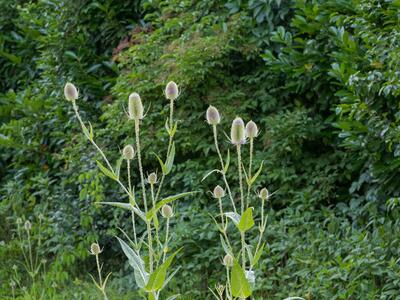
top-left (96, 160), bottom-right (118, 181)
top-left (237, 208), bottom-right (254, 233)
top-left (231, 260), bottom-right (251, 298)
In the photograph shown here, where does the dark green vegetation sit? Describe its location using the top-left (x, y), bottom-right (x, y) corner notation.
top-left (1, 0), bottom-right (399, 299)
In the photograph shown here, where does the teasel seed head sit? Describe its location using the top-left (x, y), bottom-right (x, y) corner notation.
top-left (223, 254), bottom-right (234, 267)
top-left (161, 204), bottom-right (174, 218)
top-left (90, 243), bottom-right (102, 255)
top-left (128, 92), bottom-right (144, 120)
top-left (148, 172), bottom-right (157, 185)
top-left (122, 145), bottom-right (135, 160)
top-left (230, 117), bottom-right (245, 145)
top-left (246, 120), bottom-right (258, 138)
top-left (213, 185), bottom-right (225, 199)
top-left (165, 81), bottom-right (179, 100)
top-left (24, 220), bottom-right (31, 231)
top-left (206, 105), bottom-right (221, 125)
top-left (64, 82), bottom-right (78, 102)
top-left (259, 188), bottom-right (269, 201)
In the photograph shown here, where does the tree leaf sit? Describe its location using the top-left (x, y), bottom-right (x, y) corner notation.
top-left (231, 260), bottom-right (251, 298)
top-left (237, 208), bottom-right (254, 233)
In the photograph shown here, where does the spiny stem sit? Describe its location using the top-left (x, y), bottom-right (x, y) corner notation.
top-left (150, 183), bottom-right (160, 256)
top-left (95, 254), bottom-right (103, 287)
top-left (218, 197), bottom-right (225, 228)
top-left (27, 230), bottom-right (34, 277)
top-left (134, 119), bottom-right (153, 271)
top-left (127, 160), bottom-right (138, 247)
top-left (226, 266), bottom-right (232, 300)
top-left (237, 144), bottom-right (244, 215)
top-left (246, 138), bottom-right (254, 209)
top-left (213, 125), bottom-right (236, 213)
top-left (163, 218), bottom-right (170, 262)
top-left (155, 99), bottom-right (175, 202)
top-left (241, 232), bottom-right (246, 270)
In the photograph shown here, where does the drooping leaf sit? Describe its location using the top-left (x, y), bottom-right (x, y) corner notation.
top-left (224, 211), bottom-right (241, 226)
top-left (231, 260), bottom-right (251, 298)
top-left (237, 208), bottom-right (255, 233)
top-left (116, 237), bottom-right (148, 287)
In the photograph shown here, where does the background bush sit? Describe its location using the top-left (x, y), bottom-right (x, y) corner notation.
top-left (1, 0), bottom-right (399, 299)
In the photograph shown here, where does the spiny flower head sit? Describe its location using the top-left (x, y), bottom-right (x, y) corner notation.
top-left (128, 92), bottom-right (144, 120)
top-left (246, 120), bottom-right (258, 138)
top-left (206, 106), bottom-right (221, 125)
top-left (230, 117), bottom-right (245, 145)
top-left (64, 83), bottom-right (78, 102)
top-left (122, 145), bottom-right (135, 160)
top-left (213, 185), bottom-right (225, 199)
top-left (165, 81), bottom-right (179, 100)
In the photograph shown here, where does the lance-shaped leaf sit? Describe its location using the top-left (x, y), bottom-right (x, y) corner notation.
top-left (251, 243), bottom-right (265, 267)
top-left (154, 153), bottom-right (167, 174)
top-left (116, 237), bottom-right (148, 287)
top-left (98, 202), bottom-right (145, 221)
top-left (231, 260), bottom-right (251, 298)
top-left (145, 249), bottom-right (181, 292)
top-left (96, 160), bottom-right (118, 181)
top-left (237, 208), bottom-right (254, 233)
top-left (165, 142), bottom-right (175, 174)
top-left (247, 161), bottom-right (264, 187)
top-left (146, 191), bottom-right (197, 221)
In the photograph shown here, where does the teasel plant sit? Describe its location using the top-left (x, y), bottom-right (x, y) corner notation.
top-left (65, 81), bottom-right (196, 300)
top-left (203, 106), bottom-right (269, 300)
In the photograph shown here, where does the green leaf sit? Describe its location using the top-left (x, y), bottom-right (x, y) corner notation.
top-left (237, 208), bottom-right (254, 233)
top-left (145, 249), bottom-right (181, 292)
top-left (231, 260), bottom-right (251, 298)
top-left (88, 122), bottom-right (94, 141)
top-left (165, 143), bottom-right (175, 174)
top-left (146, 191), bottom-right (197, 220)
top-left (224, 211), bottom-right (241, 226)
top-left (247, 161), bottom-right (264, 186)
top-left (96, 160), bottom-right (118, 181)
top-left (251, 243), bottom-right (265, 267)
top-left (98, 202), bottom-right (145, 221)
top-left (154, 153), bottom-right (167, 174)
top-left (116, 237), bottom-right (148, 287)
top-left (201, 169), bottom-right (220, 182)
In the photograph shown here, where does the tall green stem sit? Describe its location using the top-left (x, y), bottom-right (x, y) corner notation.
top-left (134, 119), bottom-right (153, 271)
top-left (246, 138), bottom-right (254, 209)
top-left (127, 160), bottom-right (138, 246)
top-left (213, 125), bottom-right (236, 213)
top-left (237, 144), bottom-right (246, 269)
top-left (163, 218), bottom-right (170, 262)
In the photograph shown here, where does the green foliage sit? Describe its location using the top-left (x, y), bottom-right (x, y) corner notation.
top-left (1, 0), bottom-right (400, 298)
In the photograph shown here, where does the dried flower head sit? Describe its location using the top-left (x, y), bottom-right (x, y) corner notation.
top-left (24, 220), bottom-right (31, 231)
top-left (259, 188), bottom-right (269, 201)
top-left (216, 283), bottom-right (225, 296)
top-left (122, 145), bottom-right (135, 160)
top-left (230, 117), bottom-right (245, 145)
top-left (128, 92), bottom-right (144, 120)
top-left (165, 81), bottom-right (179, 100)
top-left (213, 185), bottom-right (225, 199)
top-left (206, 106), bottom-right (221, 125)
top-left (246, 120), bottom-right (258, 138)
top-left (90, 243), bottom-right (102, 255)
top-left (223, 254), bottom-right (234, 267)
top-left (64, 82), bottom-right (78, 102)
top-left (148, 172), bottom-right (157, 185)
top-left (161, 204), bottom-right (174, 218)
